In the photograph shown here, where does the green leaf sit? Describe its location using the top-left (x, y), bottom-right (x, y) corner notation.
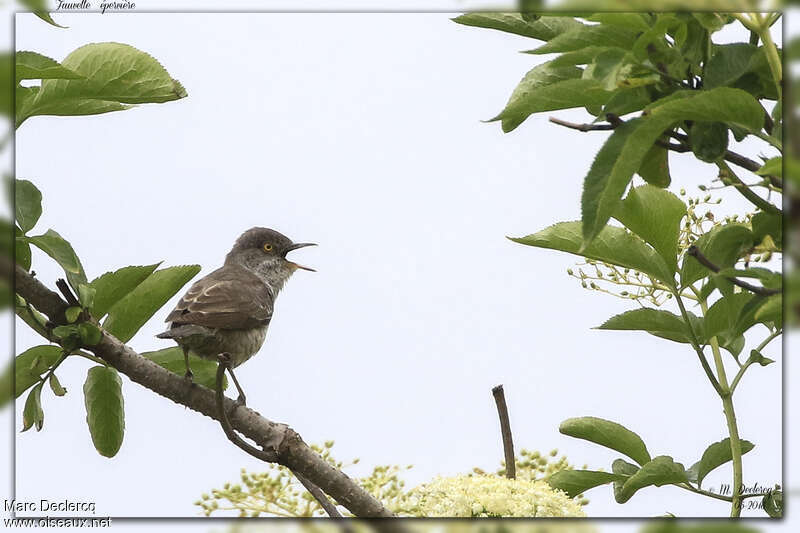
top-left (611, 458), bottom-right (640, 503)
top-left (65, 306), bottom-right (81, 323)
top-left (582, 88), bottom-right (763, 245)
top-left (102, 265), bottom-right (201, 343)
top-left (26, 229), bottom-right (87, 290)
top-left (686, 438), bottom-right (755, 488)
top-left (692, 13), bottom-right (731, 33)
top-left (78, 284), bottom-right (96, 310)
top-left (510, 221), bottom-right (673, 283)
top-left (756, 157), bottom-right (781, 178)
top-left (14, 179), bottom-right (42, 233)
top-left (754, 294), bottom-right (782, 326)
top-left (763, 488), bottom-right (782, 518)
top-left (560, 416), bottom-right (651, 466)
top-left (680, 224), bottom-right (754, 288)
top-left (493, 75), bottom-right (610, 132)
top-left (52, 324), bottom-right (82, 351)
top-left (83, 366), bottom-right (125, 458)
top-left (49, 373), bottom-right (66, 397)
top-left (751, 211), bottom-right (782, 249)
top-left (22, 382), bottom-right (44, 432)
top-left (585, 13), bottom-right (651, 32)
top-left (547, 470), bottom-right (624, 497)
top-left (749, 349), bottom-right (775, 367)
top-left (15, 51), bottom-right (83, 81)
top-left (140, 347), bottom-right (226, 390)
top-left (452, 13), bottom-right (582, 41)
top-left (19, 0), bottom-right (65, 28)
top-left (636, 145), bottom-right (671, 188)
top-left (602, 86), bottom-right (652, 117)
top-left (89, 263), bottom-right (161, 318)
top-left (617, 456), bottom-right (689, 503)
top-left (689, 122), bottom-right (729, 163)
top-left (704, 293), bottom-right (756, 341)
top-left (0, 53), bottom-right (11, 118)
top-left (78, 323), bottom-right (102, 346)
top-left (705, 44), bottom-right (760, 89)
top-left (530, 24), bottom-right (639, 55)
top-left (598, 308), bottom-right (704, 345)
top-left (0, 345), bottom-right (62, 408)
top-left (17, 42), bottom-right (187, 127)
top-left (613, 185), bottom-right (685, 272)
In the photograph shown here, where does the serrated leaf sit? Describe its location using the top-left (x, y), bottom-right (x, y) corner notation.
top-left (140, 347), bottom-right (226, 390)
top-left (14, 179), bottom-right (42, 233)
top-left (617, 456), bottom-right (688, 503)
top-left (102, 265), bottom-right (201, 343)
top-left (560, 416), bottom-right (651, 466)
top-left (0, 346), bottom-right (63, 408)
top-left (510, 221), bottom-right (674, 283)
top-left (19, 0), bottom-right (65, 28)
top-left (89, 263), bottom-right (161, 318)
top-left (585, 13), bottom-right (651, 32)
top-left (16, 51), bottom-right (83, 81)
top-left (26, 229), bottom-right (87, 290)
top-left (452, 13), bottom-right (582, 41)
top-left (598, 308), bottom-right (704, 345)
top-left (493, 76), bottom-right (611, 132)
top-left (530, 24), bottom-right (639, 55)
top-left (582, 88), bottom-right (763, 246)
top-left (83, 366), bottom-right (125, 458)
top-left (49, 373), bottom-right (66, 396)
top-left (547, 470), bottom-right (623, 498)
top-left (613, 185), bottom-right (685, 272)
top-left (686, 438), bottom-right (755, 488)
top-left (22, 382), bottom-right (44, 432)
top-left (681, 224), bottom-right (754, 288)
top-left (17, 42), bottom-right (187, 127)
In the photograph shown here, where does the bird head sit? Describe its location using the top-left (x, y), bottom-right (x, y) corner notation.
top-left (226, 227), bottom-right (316, 282)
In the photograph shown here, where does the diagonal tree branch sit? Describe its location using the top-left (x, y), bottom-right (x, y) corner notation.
top-left (6, 258), bottom-right (394, 519)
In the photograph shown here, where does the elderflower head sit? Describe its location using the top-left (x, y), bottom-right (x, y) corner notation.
top-left (406, 474), bottom-right (585, 517)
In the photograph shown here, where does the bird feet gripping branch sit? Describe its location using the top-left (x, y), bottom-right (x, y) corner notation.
top-left (217, 352), bottom-right (247, 406)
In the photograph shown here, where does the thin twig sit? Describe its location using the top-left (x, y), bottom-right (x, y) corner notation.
top-left (492, 384), bottom-right (515, 480)
top-left (672, 290), bottom-right (724, 397)
top-left (548, 116), bottom-right (783, 189)
top-left (687, 246), bottom-right (781, 296)
top-left (214, 355), bottom-right (345, 519)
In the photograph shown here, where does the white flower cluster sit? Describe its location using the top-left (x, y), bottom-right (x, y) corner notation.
top-left (406, 474), bottom-right (586, 518)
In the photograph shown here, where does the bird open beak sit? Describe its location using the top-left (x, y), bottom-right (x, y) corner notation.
top-left (285, 242), bottom-right (317, 272)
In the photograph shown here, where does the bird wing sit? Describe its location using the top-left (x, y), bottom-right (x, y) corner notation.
top-left (165, 265), bottom-right (273, 330)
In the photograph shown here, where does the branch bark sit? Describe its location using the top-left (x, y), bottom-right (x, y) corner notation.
top-left (686, 245), bottom-right (781, 296)
top-left (491, 384), bottom-right (515, 480)
top-left (8, 259), bottom-right (394, 519)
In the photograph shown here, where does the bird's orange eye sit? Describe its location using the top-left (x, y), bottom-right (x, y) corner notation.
top-left (263, 243), bottom-right (273, 252)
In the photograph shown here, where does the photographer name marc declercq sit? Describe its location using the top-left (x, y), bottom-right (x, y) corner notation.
top-left (3, 499), bottom-right (111, 528)
top-left (56, 0), bottom-right (136, 14)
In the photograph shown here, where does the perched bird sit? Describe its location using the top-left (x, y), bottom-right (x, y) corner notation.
top-left (156, 227), bottom-right (315, 404)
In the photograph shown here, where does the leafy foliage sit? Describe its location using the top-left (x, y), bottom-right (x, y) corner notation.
top-left (461, 9), bottom-right (782, 517)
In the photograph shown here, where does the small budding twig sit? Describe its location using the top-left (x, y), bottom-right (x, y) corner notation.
top-left (213, 356), bottom-right (344, 519)
top-left (492, 384), bottom-right (516, 480)
top-left (687, 246), bottom-right (780, 297)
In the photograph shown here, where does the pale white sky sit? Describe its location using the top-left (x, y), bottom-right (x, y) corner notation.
top-left (1, 3), bottom-right (794, 530)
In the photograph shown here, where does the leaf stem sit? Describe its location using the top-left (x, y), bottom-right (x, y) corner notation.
top-left (715, 160), bottom-right (780, 215)
top-left (729, 329), bottom-right (781, 394)
top-left (757, 17), bottom-right (782, 102)
top-left (672, 290), bottom-right (723, 396)
top-left (700, 298), bottom-right (743, 518)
